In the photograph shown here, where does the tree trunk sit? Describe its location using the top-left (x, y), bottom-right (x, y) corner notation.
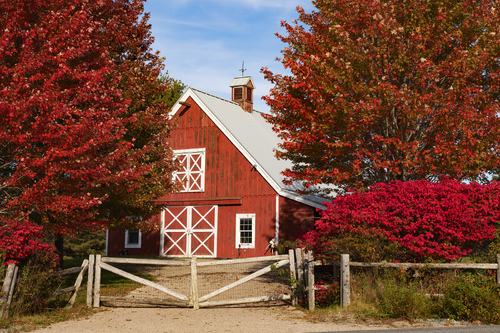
top-left (55, 234), bottom-right (64, 268)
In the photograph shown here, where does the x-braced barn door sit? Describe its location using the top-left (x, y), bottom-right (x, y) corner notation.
top-left (161, 206), bottom-right (218, 258)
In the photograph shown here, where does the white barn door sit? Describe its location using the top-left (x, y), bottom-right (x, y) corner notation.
top-left (161, 205), bottom-right (218, 258)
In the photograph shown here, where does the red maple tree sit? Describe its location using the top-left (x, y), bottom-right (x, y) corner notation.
top-left (0, 0), bottom-right (180, 239)
top-left (262, 0), bottom-right (500, 194)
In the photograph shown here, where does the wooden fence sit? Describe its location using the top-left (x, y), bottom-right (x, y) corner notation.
top-left (0, 259), bottom-right (90, 318)
top-left (5, 251), bottom-right (497, 313)
top-left (292, 250), bottom-right (500, 310)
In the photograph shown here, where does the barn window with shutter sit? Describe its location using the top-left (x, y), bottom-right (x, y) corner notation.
top-left (173, 148), bottom-right (206, 192)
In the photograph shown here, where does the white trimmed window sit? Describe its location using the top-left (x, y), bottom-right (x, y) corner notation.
top-left (125, 230), bottom-right (141, 248)
top-left (235, 214), bottom-right (255, 249)
top-left (173, 148), bottom-right (205, 192)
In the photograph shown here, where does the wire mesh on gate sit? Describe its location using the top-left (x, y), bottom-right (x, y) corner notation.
top-left (101, 261), bottom-right (191, 305)
top-left (197, 260), bottom-right (291, 303)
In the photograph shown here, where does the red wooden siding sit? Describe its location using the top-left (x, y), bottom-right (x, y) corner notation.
top-left (107, 213), bottom-right (162, 256)
top-left (278, 196), bottom-right (318, 241)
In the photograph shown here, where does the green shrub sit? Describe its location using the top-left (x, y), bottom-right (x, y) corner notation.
top-left (350, 268), bottom-right (438, 321)
top-left (486, 230), bottom-right (500, 262)
top-left (349, 268), bottom-right (500, 324)
top-left (440, 273), bottom-right (500, 324)
top-left (374, 269), bottom-right (435, 321)
top-left (377, 279), bottom-right (435, 321)
top-left (10, 251), bottom-right (61, 315)
top-left (313, 233), bottom-right (410, 263)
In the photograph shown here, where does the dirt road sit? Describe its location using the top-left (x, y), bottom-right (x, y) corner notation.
top-left (34, 304), bottom-right (472, 333)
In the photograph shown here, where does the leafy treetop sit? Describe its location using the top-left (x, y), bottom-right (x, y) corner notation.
top-left (262, 0), bottom-right (500, 194)
top-left (0, 0), bottom-right (182, 235)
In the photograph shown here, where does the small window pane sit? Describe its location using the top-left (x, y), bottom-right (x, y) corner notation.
top-left (128, 231), bottom-right (139, 244)
top-left (235, 214), bottom-right (255, 249)
top-left (239, 218), bottom-right (253, 244)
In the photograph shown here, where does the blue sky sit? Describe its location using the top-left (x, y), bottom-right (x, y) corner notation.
top-left (143, 0), bottom-right (315, 113)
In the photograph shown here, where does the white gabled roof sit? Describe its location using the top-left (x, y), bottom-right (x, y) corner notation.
top-left (171, 87), bottom-right (334, 209)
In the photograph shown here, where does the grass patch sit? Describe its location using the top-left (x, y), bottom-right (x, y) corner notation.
top-left (305, 267), bottom-right (500, 325)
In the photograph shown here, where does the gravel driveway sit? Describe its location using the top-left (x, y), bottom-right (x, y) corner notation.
top-left (33, 301), bottom-right (474, 333)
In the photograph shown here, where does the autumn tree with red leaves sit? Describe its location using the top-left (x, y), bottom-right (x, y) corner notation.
top-left (262, 0), bottom-right (500, 194)
top-left (0, 0), bottom-right (181, 250)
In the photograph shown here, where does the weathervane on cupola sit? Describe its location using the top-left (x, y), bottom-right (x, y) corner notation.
top-left (231, 61), bottom-right (255, 113)
top-left (239, 61), bottom-right (246, 76)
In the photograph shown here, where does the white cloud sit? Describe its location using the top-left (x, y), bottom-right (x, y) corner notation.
top-left (165, 0), bottom-right (312, 9)
top-left (220, 0), bottom-right (308, 9)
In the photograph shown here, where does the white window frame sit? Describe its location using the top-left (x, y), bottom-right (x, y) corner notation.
top-left (173, 148), bottom-right (206, 192)
top-left (125, 229), bottom-right (141, 249)
top-left (235, 213), bottom-right (255, 249)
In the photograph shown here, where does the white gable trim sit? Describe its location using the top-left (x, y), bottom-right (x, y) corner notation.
top-left (170, 88), bottom-right (326, 210)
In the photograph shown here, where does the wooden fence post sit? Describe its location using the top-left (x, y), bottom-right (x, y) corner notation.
top-left (93, 254), bottom-right (101, 308)
top-left (1, 264), bottom-right (16, 306)
top-left (87, 255), bottom-right (95, 308)
top-left (340, 254), bottom-right (350, 308)
top-left (5, 266), bottom-right (18, 316)
top-left (302, 249), bottom-right (308, 288)
top-left (67, 259), bottom-right (89, 308)
top-left (190, 257), bottom-right (199, 310)
top-left (288, 249), bottom-right (297, 306)
top-left (0, 264), bottom-right (18, 319)
top-left (497, 254), bottom-right (500, 285)
top-left (307, 251), bottom-right (315, 311)
top-left (295, 248), bottom-right (304, 301)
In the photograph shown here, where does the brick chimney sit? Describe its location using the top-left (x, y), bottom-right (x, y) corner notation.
top-left (230, 76), bottom-right (255, 113)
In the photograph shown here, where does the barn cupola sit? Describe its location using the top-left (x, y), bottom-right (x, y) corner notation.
top-left (230, 76), bottom-right (255, 113)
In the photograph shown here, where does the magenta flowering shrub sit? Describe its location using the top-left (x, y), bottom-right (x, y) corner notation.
top-left (304, 179), bottom-right (500, 261)
top-left (0, 218), bottom-right (58, 267)
top-left (314, 279), bottom-right (339, 307)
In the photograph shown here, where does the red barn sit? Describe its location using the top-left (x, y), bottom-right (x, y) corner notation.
top-left (106, 76), bottom-right (330, 258)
